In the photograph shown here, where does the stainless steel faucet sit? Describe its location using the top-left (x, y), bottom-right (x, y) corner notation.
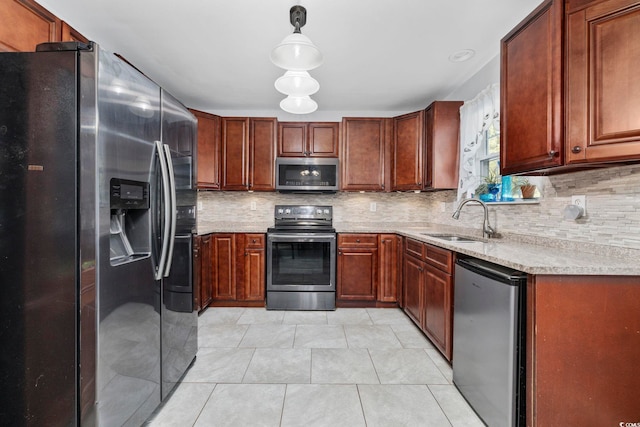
top-left (452, 198), bottom-right (496, 238)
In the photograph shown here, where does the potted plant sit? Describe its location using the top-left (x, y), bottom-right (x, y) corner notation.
top-left (515, 177), bottom-right (537, 199)
top-left (484, 171), bottom-right (501, 201)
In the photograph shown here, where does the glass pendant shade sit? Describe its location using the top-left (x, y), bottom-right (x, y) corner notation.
top-left (280, 95), bottom-right (318, 114)
top-left (270, 33), bottom-right (323, 71)
top-left (274, 70), bottom-right (319, 96)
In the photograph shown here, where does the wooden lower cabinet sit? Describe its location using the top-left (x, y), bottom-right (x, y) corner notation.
top-left (402, 238), bottom-right (454, 361)
top-left (528, 274), bottom-right (640, 426)
top-left (378, 234), bottom-right (401, 302)
top-left (337, 233), bottom-right (400, 307)
top-left (194, 234), bottom-right (212, 312)
top-left (423, 264), bottom-right (451, 357)
top-left (238, 234), bottom-right (266, 301)
top-left (337, 234), bottom-right (378, 303)
top-left (402, 254), bottom-right (424, 325)
top-left (196, 233), bottom-right (266, 309)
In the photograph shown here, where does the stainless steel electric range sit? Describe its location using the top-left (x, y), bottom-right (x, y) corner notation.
top-left (266, 205), bottom-right (336, 310)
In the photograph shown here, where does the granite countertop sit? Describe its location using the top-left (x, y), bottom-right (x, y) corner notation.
top-left (198, 221), bottom-right (640, 276)
top-left (396, 227), bottom-right (640, 276)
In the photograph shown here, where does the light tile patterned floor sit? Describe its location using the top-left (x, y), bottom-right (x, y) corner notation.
top-left (148, 307), bottom-right (484, 427)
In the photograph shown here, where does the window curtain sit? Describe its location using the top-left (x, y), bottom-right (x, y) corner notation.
top-left (456, 83), bottom-right (500, 202)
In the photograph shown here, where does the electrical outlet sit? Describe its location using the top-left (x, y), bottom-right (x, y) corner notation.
top-left (369, 202), bottom-right (377, 212)
top-left (439, 202), bottom-right (446, 213)
top-left (197, 201), bottom-right (203, 211)
top-left (250, 201), bottom-right (257, 211)
top-left (571, 195), bottom-right (586, 215)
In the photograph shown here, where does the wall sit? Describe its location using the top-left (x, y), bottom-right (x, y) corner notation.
top-left (198, 163), bottom-right (640, 251)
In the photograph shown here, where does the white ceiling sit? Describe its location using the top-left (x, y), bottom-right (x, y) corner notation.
top-left (39, 0), bottom-right (541, 118)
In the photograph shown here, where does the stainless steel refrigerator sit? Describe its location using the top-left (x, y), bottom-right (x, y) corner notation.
top-left (0, 41), bottom-right (197, 426)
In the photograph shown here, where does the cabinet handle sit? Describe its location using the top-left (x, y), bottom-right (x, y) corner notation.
top-left (418, 267), bottom-right (424, 272)
top-left (571, 146), bottom-right (582, 154)
top-left (548, 150), bottom-right (558, 157)
top-left (245, 252), bottom-right (248, 256)
top-left (356, 239), bottom-right (360, 243)
top-left (382, 240), bottom-right (386, 244)
top-left (338, 251), bottom-right (342, 255)
top-left (252, 239), bottom-right (257, 243)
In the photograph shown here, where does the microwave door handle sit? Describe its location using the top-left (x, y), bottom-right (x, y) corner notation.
top-left (154, 140), bottom-right (172, 281)
top-left (162, 143), bottom-right (177, 277)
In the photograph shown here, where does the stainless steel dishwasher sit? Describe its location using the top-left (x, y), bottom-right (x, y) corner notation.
top-left (453, 257), bottom-right (527, 427)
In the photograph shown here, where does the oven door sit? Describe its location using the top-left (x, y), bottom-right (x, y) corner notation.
top-left (267, 232), bottom-right (336, 292)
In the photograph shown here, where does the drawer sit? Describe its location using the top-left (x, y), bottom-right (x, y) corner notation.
top-left (338, 233), bottom-right (378, 247)
top-left (244, 233), bottom-right (265, 249)
top-left (405, 238), bottom-right (425, 259)
top-left (424, 243), bottom-right (453, 273)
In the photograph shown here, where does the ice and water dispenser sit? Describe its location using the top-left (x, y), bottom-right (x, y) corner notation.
top-left (109, 178), bottom-right (150, 265)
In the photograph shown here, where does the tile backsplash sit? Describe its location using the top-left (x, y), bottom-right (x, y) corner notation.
top-left (198, 164), bottom-right (640, 250)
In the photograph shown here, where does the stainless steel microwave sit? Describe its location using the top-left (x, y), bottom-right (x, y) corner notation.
top-left (276, 157), bottom-right (339, 192)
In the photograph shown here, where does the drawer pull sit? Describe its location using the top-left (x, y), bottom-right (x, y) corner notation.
top-left (571, 146), bottom-right (582, 154)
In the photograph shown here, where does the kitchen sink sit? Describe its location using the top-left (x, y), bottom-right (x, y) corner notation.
top-left (420, 233), bottom-right (484, 243)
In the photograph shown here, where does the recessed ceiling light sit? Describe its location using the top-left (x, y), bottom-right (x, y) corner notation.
top-left (449, 49), bottom-right (475, 63)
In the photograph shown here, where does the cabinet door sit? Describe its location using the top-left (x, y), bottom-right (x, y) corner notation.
top-left (424, 264), bottom-right (453, 361)
top-left (341, 118), bottom-right (390, 191)
top-left (278, 122), bottom-right (307, 157)
top-left (0, 0), bottom-right (61, 52)
top-left (212, 234), bottom-right (236, 301)
top-left (308, 122), bottom-right (339, 157)
top-left (424, 101), bottom-right (462, 189)
top-left (60, 21), bottom-right (87, 43)
top-left (403, 255), bottom-right (424, 326)
top-left (249, 118), bottom-right (276, 191)
top-left (500, 0), bottom-right (563, 174)
top-left (240, 234), bottom-right (265, 301)
top-left (566, 0), bottom-right (640, 164)
top-left (221, 117), bottom-right (249, 190)
top-left (337, 248), bottom-right (378, 301)
top-left (392, 110), bottom-right (424, 191)
top-left (378, 234), bottom-right (399, 302)
top-left (192, 109), bottom-right (221, 189)
top-left (194, 234), bottom-right (213, 311)
top-left (242, 249), bottom-right (265, 301)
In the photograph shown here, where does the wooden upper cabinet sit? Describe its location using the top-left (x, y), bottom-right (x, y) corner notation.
top-left (0, 0), bottom-right (61, 52)
top-left (278, 122), bottom-right (339, 157)
top-left (249, 118), bottom-right (277, 191)
top-left (341, 117), bottom-right (392, 191)
top-left (500, 0), bottom-right (564, 175)
top-left (424, 101), bottom-right (462, 190)
top-left (392, 110), bottom-right (424, 191)
top-left (191, 109), bottom-right (221, 189)
top-left (221, 117), bottom-right (250, 190)
top-left (566, 0), bottom-right (640, 164)
top-left (220, 117), bottom-right (276, 191)
top-left (60, 21), bottom-right (88, 43)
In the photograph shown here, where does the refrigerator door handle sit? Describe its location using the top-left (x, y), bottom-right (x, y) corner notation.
top-left (162, 143), bottom-right (177, 277)
top-left (154, 140), bottom-right (172, 281)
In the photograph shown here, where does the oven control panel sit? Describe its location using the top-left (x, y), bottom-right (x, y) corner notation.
top-left (274, 205), bottom-right (332, 221)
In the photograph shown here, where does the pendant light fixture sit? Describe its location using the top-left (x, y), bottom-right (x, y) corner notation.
top-left (270, 6), bottom-right (323, 71)
top-left (274, 70), bottom-right (319, 97)
top-left (271, 5), bottom-right (322, 114)
top-left (280, 95), bottom-right (318, 115)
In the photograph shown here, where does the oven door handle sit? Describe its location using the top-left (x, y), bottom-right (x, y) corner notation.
top-left (267, 233), bottom-right (336, 241)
